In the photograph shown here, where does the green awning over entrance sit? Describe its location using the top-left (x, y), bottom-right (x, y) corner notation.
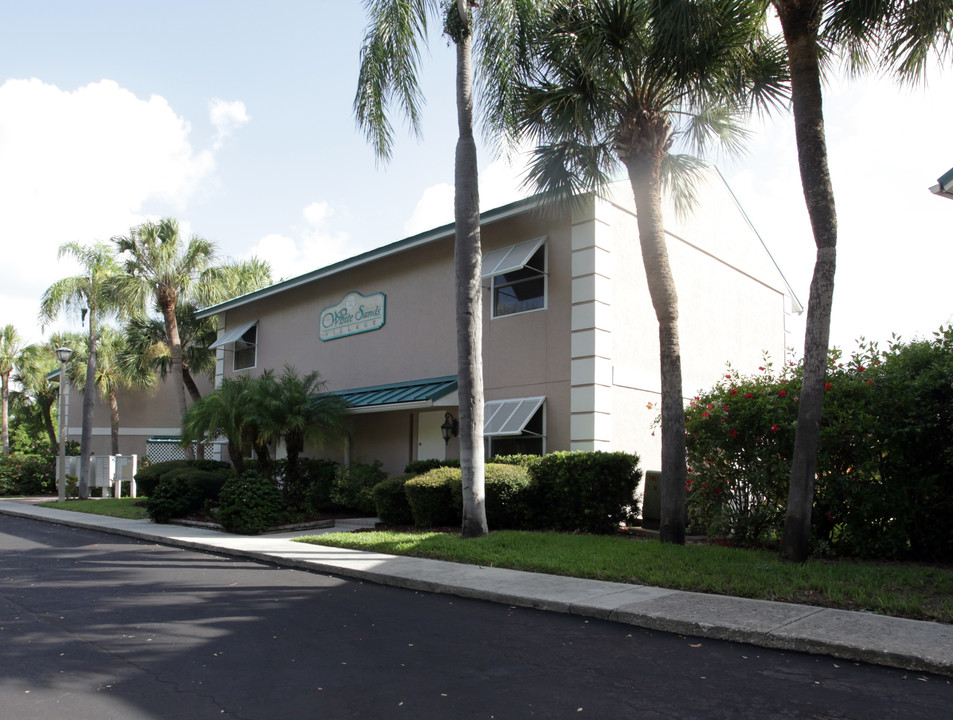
top-left (332, 376), bottom-right (458, 412)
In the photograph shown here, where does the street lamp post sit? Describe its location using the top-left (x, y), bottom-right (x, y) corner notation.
top-left (55, 346), bottom-right (73, 501)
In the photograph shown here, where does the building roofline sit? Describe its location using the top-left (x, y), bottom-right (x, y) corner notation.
top-left (196, 193), bottom-right (552, 319)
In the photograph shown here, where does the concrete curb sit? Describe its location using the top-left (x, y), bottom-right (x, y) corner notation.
top-left (2, 501), bottom-right (951, 677)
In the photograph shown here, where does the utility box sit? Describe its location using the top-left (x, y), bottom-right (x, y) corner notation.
top-left (68, 455), bottom-right (138, 497)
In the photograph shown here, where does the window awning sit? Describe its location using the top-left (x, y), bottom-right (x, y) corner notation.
top-left (332, 376), bottom-right (458, 414)
top-left (482, 236), bottom-right (546, 278)
top-left (209, 320), bottom-right (258, 350)
top-left (484, 396), bottom-right (545, 436)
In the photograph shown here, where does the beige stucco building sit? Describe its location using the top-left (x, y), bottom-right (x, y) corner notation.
top-left (190, 172), bottom-right (801, 479)
top-left (61, 171), bottom-right (799, 497)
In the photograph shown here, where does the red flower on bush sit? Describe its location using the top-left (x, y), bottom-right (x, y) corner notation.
top-left (744, 392), bottom-right (754, 399)
top-left (770, 424), bottom-right (780, 433)
top-left (825, 382), bottom-right (832, 391)
top-left (729, 428), bottom-right (738, 438)
top-left (778, 389), bottom-right (787, 398)
top-left (857, 365), bottom-right (865, 372)
top-left (702, 411), bottom-right (710, 418)
top-left (729, 388), bottom-right (738, 396)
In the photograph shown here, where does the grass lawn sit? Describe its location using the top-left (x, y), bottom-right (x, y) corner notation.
top-left (296, 529), bottom-right (953, 624)
top-left (37, 497), bottom-right (149, 520)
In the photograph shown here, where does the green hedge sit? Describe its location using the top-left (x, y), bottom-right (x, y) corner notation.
top-left (278, 457), bottom-right (340, 512)
top-left (218, 471), bottom-right (283, 534)
top-left (527, 451), bottom-right (641, 534)
top-left (135, 459), bottom-right (231, 498)
top-left (145, 467), bottom-right (233, 523)
top-left (330, 460), bottom-right (386, 515)
top-left (447, 464), bottom-right (534, 529)
top-left (372, 474), bottom-right (415, 525)
top-left (404, 458), bottom-right (460, 475)
top-left (404, 468), bottom-right (459, 527)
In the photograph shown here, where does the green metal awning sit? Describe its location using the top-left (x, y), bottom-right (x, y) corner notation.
top-left (930, 166), bottom-right (953, 200)
top-left (332, 376), bottom-right (458, 414)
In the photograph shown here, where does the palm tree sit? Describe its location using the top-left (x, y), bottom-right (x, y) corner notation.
top-left (123, 257), bottom-right (273, 404)
top-left (0, 325), bottom-right (23, 455)
top-left (113, 218), bottom-right (216, 459)
top-left (774, 0), bottom-right (953, 562)
top-left (181, 374), bottom-right (256, 472)
top-left (253, 366), bottom-right (350, 482)
top-left (12, 342), bottom-right (61, 452)
top-left (65, 327), bottom-right (156, 455)
top-left (510, 0), bottom-right (787, 543)
top-left (355, 0), bottom-right (534, 538)
top-left (40, 242), bottom-right (124, 498)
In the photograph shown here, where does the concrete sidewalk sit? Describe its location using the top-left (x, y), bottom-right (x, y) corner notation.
top-left (2, 499), bottom-right (951, 678)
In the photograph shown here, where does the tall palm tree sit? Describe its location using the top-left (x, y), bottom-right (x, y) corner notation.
top-left (123, 257), bottom-right (272, 404)
top-left (113, 218), bottom-right (216, 459)
top-left (65, 327), bottom-right (156, 455)
top-left (355, 0), bottom-right (534, 538)
top-left (40, 242), bottom-right (124, 498)
top-left (0, 325), bottom-right (23, 455)
top-left (12, 342), bottom-right (61, 452)
top-left (510, 0), bottom-right (787, 543)
top-left (774, 0), bottom-right (953, 562)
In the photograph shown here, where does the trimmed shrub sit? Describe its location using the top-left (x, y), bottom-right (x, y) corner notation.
top-left (404, 458), bottom-right (460, 475)
top-left (527, 451), bottom-right (641, 534)
top-left (372, 474), bottom-right (415, 525)
top-left (445, 463), bottom-right (534, 529)
top-left (330, 460), bottom-right (386, 515)
top-left (134, 459), bottom-right (231, 497)
top-left (404, 468), bottom-right (458, 527)
top-left (218, 471), bottom-right (283, 534)
top-left (277, 457), bottom-right (340, 512)
top-left (488, 454), bottom-right (544, 470)
top-left (145, 467), bottom-right (233, 524)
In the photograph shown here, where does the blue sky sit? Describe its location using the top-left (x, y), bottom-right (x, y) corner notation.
top-left (2, 1), bottom-right (952, 370)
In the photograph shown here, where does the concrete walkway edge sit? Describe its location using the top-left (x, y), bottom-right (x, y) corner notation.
top-left (2, 500), bottom-right (951, 678)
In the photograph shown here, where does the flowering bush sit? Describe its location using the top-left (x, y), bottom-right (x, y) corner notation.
top-left (684, 360), bottom-right (797, 546)
top-left (0, 452), bottom-right (56, 496)
top-left (686, 329), bottom-right (953, 560)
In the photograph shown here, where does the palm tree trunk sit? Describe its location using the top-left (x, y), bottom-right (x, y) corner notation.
top-left (776, 1), bottom-right (837, 563)
top-left (454, 19), bottom-right (488, 539)
top-left (1, 374), bottom-right (9, 455)
top-left (79, 309), bottom-right (98, 500)
top-left (626, 154), bottom-right (687, 545)
top-left (109, 389), bottom-right (120, 456)
top-left (42, 397), bottom-right (57, 452)
top-left (163, 302), bottom-right (194, 460)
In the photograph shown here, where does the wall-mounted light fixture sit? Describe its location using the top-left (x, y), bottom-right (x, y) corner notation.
top-left (441, 412), bottom-right (459, 445)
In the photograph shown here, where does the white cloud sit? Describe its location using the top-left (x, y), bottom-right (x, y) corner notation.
top-left (209, 98), bottom-right (249, 149)
top-left (0, 78), bottom-right (234, 343)
top-left (247, 201), bottom-right (355, 281)
top-left (402, 150), bottom-right (531, 236)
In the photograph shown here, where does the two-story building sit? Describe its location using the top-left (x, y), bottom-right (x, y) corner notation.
top-left (190, 171), bottom-right (801, 479)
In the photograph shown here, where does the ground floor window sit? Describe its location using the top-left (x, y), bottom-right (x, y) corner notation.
top-left (484, 396), bottom-right (545, 458)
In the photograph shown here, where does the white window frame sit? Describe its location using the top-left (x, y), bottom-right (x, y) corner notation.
top-left (483, 237), bottom-right (547, 319)
top-left (484, 396), bottom-right (546, 457)
top-left (232, 324), bottom-right (258, 372)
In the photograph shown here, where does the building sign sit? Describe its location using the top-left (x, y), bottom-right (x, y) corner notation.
top-left (319, 291), bottom-right (386, 341)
